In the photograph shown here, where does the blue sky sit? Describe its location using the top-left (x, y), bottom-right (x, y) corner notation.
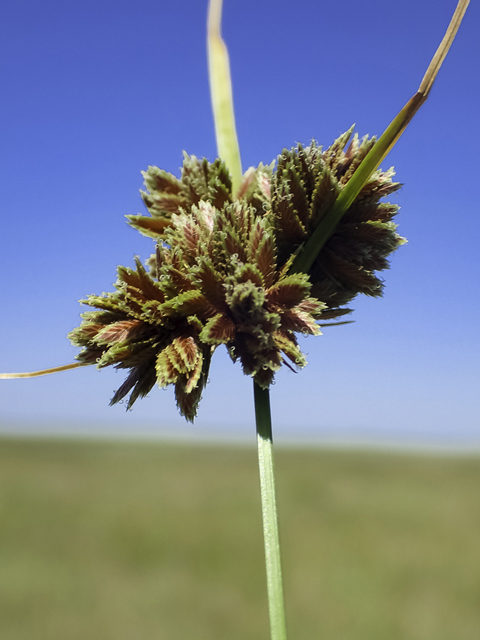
top-left (1, 0), bottom-right (478, 442)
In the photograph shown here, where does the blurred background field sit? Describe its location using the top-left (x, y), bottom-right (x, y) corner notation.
top-left (1, 436), bottom-right (480, 640)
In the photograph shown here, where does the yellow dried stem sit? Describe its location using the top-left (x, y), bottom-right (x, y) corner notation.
top-left (0, 362), bottom-right (88, 379)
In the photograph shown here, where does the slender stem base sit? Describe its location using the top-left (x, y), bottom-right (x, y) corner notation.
top-left (254, 382), bottom-right (288, 640)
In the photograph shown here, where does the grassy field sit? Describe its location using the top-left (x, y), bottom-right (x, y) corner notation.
top-left (0, 437), bottom-right (480, 640)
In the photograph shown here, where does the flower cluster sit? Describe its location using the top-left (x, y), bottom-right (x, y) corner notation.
top-left (69, 129), bottom-right (404, 421)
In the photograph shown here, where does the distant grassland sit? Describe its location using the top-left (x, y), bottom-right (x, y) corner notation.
top-left (1, 438), bottom-right (480, 640)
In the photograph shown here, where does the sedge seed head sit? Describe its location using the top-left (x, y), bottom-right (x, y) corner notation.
top-left (70, 129), bottom-right (404, 421)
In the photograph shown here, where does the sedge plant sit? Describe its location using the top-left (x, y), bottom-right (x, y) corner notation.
top-left (0, 1), bottom-right (470, 638)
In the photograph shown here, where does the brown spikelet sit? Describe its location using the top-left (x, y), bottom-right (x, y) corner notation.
top-left (224, 227), bottom-right (247, 262)
top-left (235, 263), bottom-right (264, 288)
top-left (267, 275), bottom-right (310, 308)
top-left (196, 259), bottom-right (228, 311)
top-left (248, 219), bottom-right (264, 259)
top-left (174, 336), bottom-right (199, 368)
top-left (142, 167), bottom-right (183, 195)
top-left (310, 168), bottom-right (339, 226)
top-left (95, 320), bottom-right (143, 345)
top-left (126, 215), bottom-right (173, 239)
top-left (200, 314), bottom-right (236, 344)
top-left (184, 353), bottom-right (204, 393)
top-left (156, 349), bottom-right (180, 387)
top-left (255, 235), bottom-right (276, 289)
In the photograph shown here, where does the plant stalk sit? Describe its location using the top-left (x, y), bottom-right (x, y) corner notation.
top-left (207, 0), bottom-right (243, 195)
top-left (254, 381), bottom-right (288, 640)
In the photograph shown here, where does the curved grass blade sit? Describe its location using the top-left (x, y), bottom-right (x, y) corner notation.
top-left (291, 0), bottom-right (470, 275)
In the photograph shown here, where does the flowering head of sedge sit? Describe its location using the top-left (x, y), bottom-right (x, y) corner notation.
top-left (69, 129), bottom-right (404, 421)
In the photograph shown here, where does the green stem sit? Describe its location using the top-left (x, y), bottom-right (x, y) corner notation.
top-left (207, 0), bottom-right (243, 195)
top-left (254, 381), bottom-right (288, 640)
